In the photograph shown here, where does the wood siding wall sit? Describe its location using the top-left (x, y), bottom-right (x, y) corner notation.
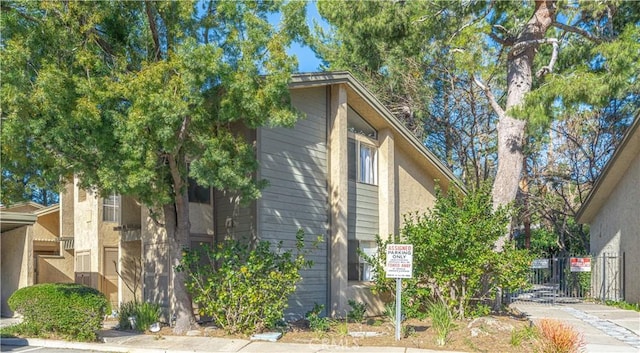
top-left (347, 181), bottom-right (379, 241)
top-left (258, 86), bottom-right (329, 317)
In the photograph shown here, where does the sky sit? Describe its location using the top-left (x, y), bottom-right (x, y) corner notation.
top-left (283, 1), bottom-right (325, 73)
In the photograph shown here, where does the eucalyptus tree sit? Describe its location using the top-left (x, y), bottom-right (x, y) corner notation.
top-left (314, 0), bottom-right (639, 248)
top-left (1, 0), bottom-right (307, 333)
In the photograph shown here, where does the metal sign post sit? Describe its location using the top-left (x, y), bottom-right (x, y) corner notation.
top-left (385, 244), bottom-right (413, 341)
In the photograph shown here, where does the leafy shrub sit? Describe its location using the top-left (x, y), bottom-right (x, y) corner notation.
top-left (346, 300), bottom-right (367, 323)
top-left (362, 185), bottom-right (533, 318)
top-left (8, 283), bottom-right (108, 341)
top-left (117, 301), bottom-right (160, 332)
top-left (178, 229), bottom-right (319, 334)
top-left (536, 319), bottom-right (584, 353)
top-left (428, 301), bottom-right (455, 346)
top-left (306, 303), bottom-right (330, 333)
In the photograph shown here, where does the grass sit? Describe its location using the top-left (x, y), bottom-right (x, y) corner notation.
top-left (427, 302), bottom-right (455, 346)
top-left (604, 300), bottom-right (640, 312)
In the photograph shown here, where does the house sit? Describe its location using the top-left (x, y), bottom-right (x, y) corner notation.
top-left (576, 116), bottom-right (640, 304)
top-left (0, 202), bottom-right (74, 317)
top-left (62, 72), bottom-right (462, 318)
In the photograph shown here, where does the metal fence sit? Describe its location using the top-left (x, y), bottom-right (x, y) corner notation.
top-left (507, 253), bottom-right (624, 304)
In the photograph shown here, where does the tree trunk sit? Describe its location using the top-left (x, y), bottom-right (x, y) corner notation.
top-left (492, 0), bottom-right (556, 250)
top-left (167, 156), bottom-right (196, 334)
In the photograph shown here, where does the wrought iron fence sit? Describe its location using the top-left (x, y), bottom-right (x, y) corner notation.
top-left (507, 253), bottom-right (624, 304)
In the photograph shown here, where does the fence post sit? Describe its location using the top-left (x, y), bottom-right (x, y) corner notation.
top-left (602, 252), bottom-right (607, 301)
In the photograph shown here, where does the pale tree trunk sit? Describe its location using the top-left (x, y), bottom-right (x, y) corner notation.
top-left (491, 0), bottom-right (556, 250)
top-left (167, 156), bottom-right (196, 334)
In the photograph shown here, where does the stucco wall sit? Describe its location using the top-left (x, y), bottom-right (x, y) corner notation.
top-left (1, 227), bottom-right (32, 317)
top-left (590, 151), bottom-right (640, 303)
top-left (37, 251), bottom-right (74, 284)
top-left (60, 183), bottom-right (75, 237)
top-left (395, 144), bottom-right (438, 224)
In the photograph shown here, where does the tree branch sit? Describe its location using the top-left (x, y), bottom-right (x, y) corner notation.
top-left (552, 21), bottom-right (602, 44)
top-left (511, 38), bottom-right (558, 56)
top-left (145, 0), bottom-right (161, 61)
top-left (536, 40), bottom-right (559, 78)
top-left (1, 4), bottom-right (40, 23)
top-left (473, 76), bottom-right (506, 120)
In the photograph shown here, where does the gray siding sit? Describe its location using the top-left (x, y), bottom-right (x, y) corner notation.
top-left (348, 181), bottom-right (379, 241)
top-left (258, 86), bottom-right (328, 317)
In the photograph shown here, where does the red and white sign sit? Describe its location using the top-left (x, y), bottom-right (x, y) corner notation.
top-left (570, 257), bottom-right (591, 272)
top-left (385, 244), bottom-right (413, 279)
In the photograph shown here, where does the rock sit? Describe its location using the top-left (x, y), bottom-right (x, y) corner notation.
top-left (186, 329), bottom-right (202, 336)
top-left (250, 332), bottom-right (282, 342)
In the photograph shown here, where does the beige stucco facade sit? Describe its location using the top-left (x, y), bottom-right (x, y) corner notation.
top-left (577, 117), bottom-right (640, 304)
top-left (1, 203), bottom-right (74, 317)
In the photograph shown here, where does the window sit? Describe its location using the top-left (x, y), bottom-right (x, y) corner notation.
top-left (103, 194), bottom-right (120, 223)
top-left (348, 240), bottom-right (377, 281)
top-left (359, 143), bottom-right (376, 184)
top-left (348, 139), bottom-right (377, 185)
top-left (188, 177), bottom-right (211, 204)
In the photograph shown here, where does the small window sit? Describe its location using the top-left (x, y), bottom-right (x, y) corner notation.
top-left (188, 177), bottom-right (211, 204)
top-left (348, 240), bottom-right (377, 281)
top-left (103, 194), bottom-right (120, 223)
top-left (348, 139), bottom-right (378, 185)
top-left (358, 143), bottom-right (377, 185)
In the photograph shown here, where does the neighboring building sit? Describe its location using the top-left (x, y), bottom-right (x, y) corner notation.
top-left (576, 116), bottom-right (640, 304)
top-left (62, 72), bottom-right (462, 319)
top-left (0, 202), bottom-right (74, 317)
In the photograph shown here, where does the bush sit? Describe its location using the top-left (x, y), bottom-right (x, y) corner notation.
top-left (536, 319), bottom-right (584, 353)
top-left (346, 300), bottom-right (367, 323)
top-left (362, 185), bottom-right (533, 318)
top-left (306, 303), bottom-right (330, 333)
top-left (117, 301), bottom-right (160, 332)
top-left (178, 229), bottom-right (320, 334)
top-left (8, 283), bottom-right (108, 341)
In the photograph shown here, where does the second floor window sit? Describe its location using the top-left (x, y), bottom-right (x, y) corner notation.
top-left (103, 194), bottom-right (120, 223)
top-left (349, 138), bottom-right (378, 185)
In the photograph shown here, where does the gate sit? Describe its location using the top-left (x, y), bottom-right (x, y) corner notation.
top-left (508, 253), bottom-right (623, 304)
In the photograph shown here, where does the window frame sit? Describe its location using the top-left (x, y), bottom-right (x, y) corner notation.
top-left (348, 132), bottom-right (378, 186)
top-left (102, 193), bottom-right (120, 223)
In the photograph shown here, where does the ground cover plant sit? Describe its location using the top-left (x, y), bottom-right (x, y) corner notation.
top-left (117, 301), bottom-right (161, 332)
top-left (5, 283), bottom-right (108, 341)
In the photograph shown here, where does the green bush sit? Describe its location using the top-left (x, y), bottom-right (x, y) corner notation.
top-left (178, 229), bottom-right (320, 334)
top-left (117, 301), bottom-right (160, 332)
top-left (306, 303), bottom-right (330, 333)
top-left (346, 300), bottom-right (367, 323)
top-left (362, 185), bottom-right (533, 319)
top-left (8, 283), bottom-right (108, 341)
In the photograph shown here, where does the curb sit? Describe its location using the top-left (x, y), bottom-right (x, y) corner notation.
top-left (0, 337), bottom-right (194, 353)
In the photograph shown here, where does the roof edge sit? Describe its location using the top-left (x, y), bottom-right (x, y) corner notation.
top-left (291, 71), bottom-right (465, 193)
top-left (576, 115), bottom-right (640, 223)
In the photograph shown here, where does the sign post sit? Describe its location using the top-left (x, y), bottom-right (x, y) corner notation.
top-left (385, 244), bottom-right (413, 341)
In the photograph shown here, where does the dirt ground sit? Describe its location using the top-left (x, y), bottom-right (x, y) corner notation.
top-left (154, 312), bottom-right (539, 352)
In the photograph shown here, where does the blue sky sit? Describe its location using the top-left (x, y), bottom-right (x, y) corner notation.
top-left (282, 1), bottom-right (325, 73)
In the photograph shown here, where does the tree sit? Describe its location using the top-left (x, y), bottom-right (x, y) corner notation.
top-left (1, 0), bottom-right (307, 333)
top-left (313, 0), bottom-right (639, 248)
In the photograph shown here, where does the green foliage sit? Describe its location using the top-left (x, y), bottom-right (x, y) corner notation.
top-left (117, 301), bottom-right (161, 332)
top-left (346, 300), bottom-right (367, 323)
top-left (7, 283), bottom-right (108, 341)
top-left (603, 300), bottom-right (640, 312)
top-left (364, 186), bottom-right (533, 318)
top-left (306, 303), bottom-right (330, 333)
top-left (510, 325), bottom-right (538, 347)
top-left (427, 301), bottom-right (455, 346)
top-left (178, 229), bottom-right (319, 334)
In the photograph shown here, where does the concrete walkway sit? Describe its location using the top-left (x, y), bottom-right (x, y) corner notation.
top-left (511, 302), bottom-right (640, 353)
top-left (2, 302), bottom-right (638, 353)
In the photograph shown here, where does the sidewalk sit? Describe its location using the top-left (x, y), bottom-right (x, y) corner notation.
top-left (511, 302), bottom-right (640, 353)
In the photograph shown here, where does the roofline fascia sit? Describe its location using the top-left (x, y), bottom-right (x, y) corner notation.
top-left (575, 114), bottom-right (640, 223)
top-left (0, 212), bottom-right (38, 227)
